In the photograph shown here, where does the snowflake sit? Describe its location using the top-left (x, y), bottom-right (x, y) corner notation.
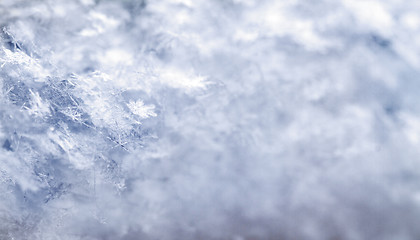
top-left (126, 100), bottom-right (157, 119)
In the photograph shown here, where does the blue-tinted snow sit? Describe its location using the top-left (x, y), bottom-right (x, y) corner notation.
top-left (1, 0), bottom-right (420, 239)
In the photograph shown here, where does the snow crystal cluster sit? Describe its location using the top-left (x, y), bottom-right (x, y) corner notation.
top-left (1, 0), bottom-right (420, 239)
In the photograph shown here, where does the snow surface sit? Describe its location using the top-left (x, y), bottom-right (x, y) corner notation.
top-left (1, 0), bottom-right (420, 239)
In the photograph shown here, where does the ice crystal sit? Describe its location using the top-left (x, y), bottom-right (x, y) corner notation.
top-left (127, 100), bottom-right (156, 119)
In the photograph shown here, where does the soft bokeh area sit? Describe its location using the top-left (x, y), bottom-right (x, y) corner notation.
top-left (1, 0), bottom-right (420, 239)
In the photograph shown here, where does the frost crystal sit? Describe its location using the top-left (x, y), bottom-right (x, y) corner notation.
top-left (127, 100), bottom-right (157, 119)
